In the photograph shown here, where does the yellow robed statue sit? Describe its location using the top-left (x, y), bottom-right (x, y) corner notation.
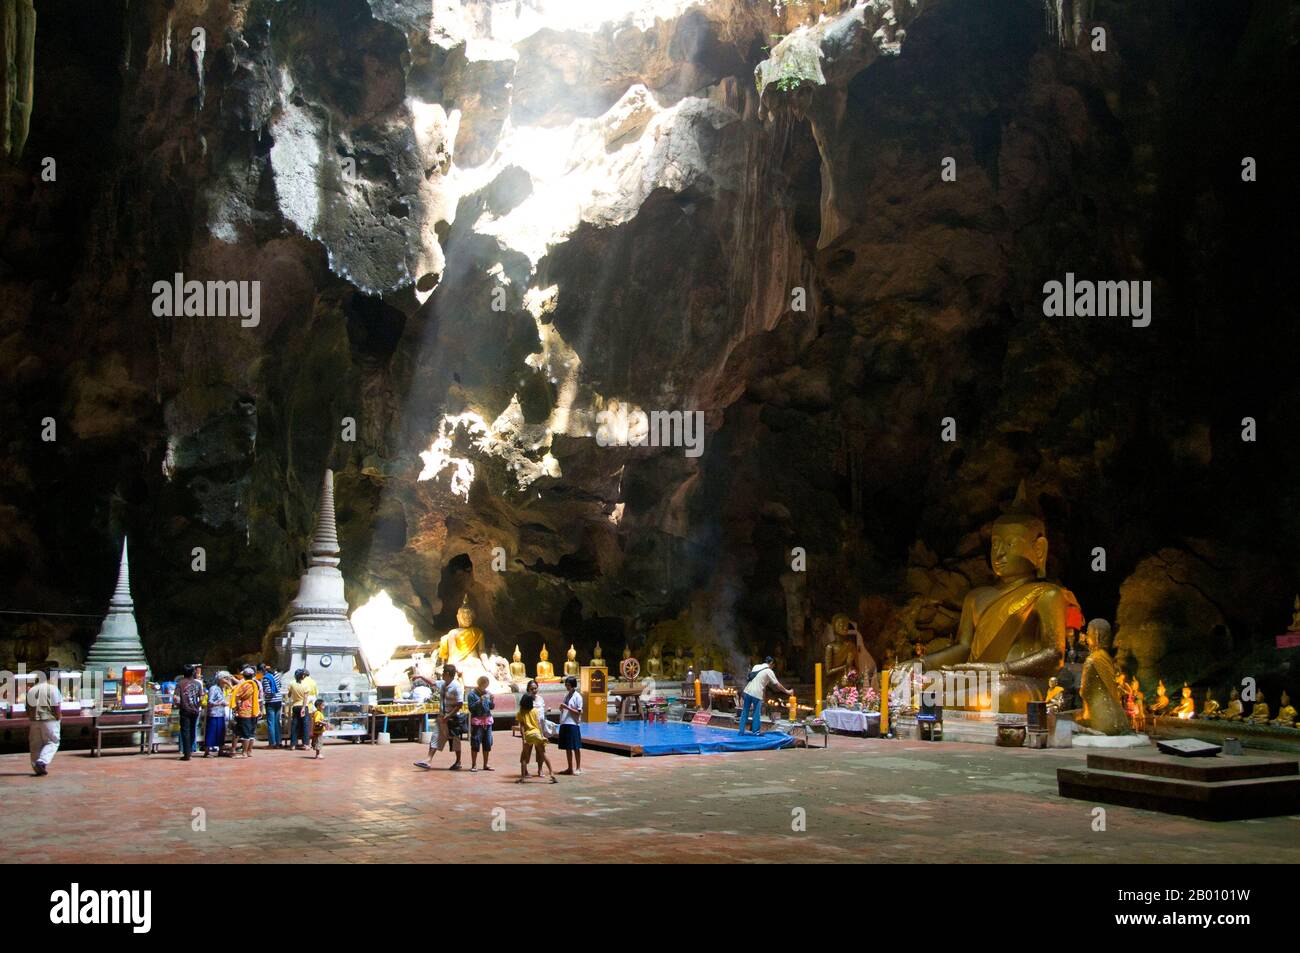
top-left (923, 482), bottom-right (1076, 713)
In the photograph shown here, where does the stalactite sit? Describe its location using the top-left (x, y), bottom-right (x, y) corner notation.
top-left (1, 0), bottom-right (36, 161)
top-left (1044, 0), bottom-right (1093, 48)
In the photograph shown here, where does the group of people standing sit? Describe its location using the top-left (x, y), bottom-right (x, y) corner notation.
top-left (172, 664), bottom-right (326, 759)
top-left (413, 668), bottom-right (585, 782)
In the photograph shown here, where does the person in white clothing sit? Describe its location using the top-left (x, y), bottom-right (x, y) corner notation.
top-left (739, 657), bottom-right (790, 735)
top-left (557, 676), bottom-right (584, 775)
top-left (27, 665), bottom-right (63, 776)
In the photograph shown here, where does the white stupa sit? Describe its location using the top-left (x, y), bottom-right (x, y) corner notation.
top-left (84, 537), bottom-right (150, 676)
top-left (276, 469), bottom-right (373, 698)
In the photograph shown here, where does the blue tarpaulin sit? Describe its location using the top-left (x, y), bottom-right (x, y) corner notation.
top-left (580, 720), bottom-right (796, 756)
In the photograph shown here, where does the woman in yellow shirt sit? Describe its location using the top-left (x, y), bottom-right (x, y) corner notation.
top-left (516, 693), bottom-right (557, 784)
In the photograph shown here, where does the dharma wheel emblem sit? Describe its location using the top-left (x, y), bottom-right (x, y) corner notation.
top-left (620, 657), bottom-right (640, 680)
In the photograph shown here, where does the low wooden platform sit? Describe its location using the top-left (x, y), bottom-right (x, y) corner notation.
top-left (1057, 751), bottom-right (1300, 821)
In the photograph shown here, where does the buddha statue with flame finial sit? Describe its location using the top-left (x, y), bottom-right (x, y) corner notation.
top-left (646, 643), bottom-right (663, 680)
top-left (509, 645), bottom-right (527, 684)
top-left (590, 642), bottom-right (605, 668)
top-left (438, 594), bottom-right (486, 669)
top-left (1271, 691), bottom-right (1296, 728)
top-left (1248, 692), bottom-right (1271, 725)
top-left (1149, 680), bottom-right (1170, 716)
top-left (1200, 689), bottom-right (1220, 720)
top-left (1172, 683), bottom-right (1195, 719)
top-left (564, 645), bottom-right (579, 678)
top-left (671, 645), bottom-right (686, 680)
top-left (1221, 687), bottom-right (1244, 721)
top-left (921, 482), bottom-right (1077, 713)
top-left (1079, 619), bottom-right (1130, 735)
top-left (535, 644), bottom-right (558, 681)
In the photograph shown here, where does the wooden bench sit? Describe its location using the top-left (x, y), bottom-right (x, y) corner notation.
top-left (91, 708), bottom-right (152, 757)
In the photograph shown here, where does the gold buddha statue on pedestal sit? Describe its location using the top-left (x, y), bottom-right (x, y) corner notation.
top-left (1172, 684), bottom-right (1195, 719)
top-left (509, 645), bottom-right (527, 684)
top-left (1271, 691), bottom-right (1297, 728)
top-left (590, 642), bottom-right (606, 668)
top-left (646, 643), bottom-right (664, 679)
top-left (1221, 687), bottom-right (1244, 721)
top-left (564, 645), bottom-right (580, 678)
top-left (921, 482), bottom-right (1074, 713)
top-left (1248, 692), bottom-right (1271, 725)
top-left (536, 644), bottom-right (557, 680)
top-left (1200, 689), bottom-right (1220, 719)
top-left (438, 595), bottom-right (485, 668)
top-left (671, 646), bottom-right (686, 679)
top-left (1149, 681), bottom-right (1170, 716)
top-left (1079, 619), bottom-right (1130, 735)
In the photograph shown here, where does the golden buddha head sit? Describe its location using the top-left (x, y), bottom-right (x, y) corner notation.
top-left (456, 594), bottom-right (475, 628)
top-left (512, 644), bottom-right (522, 662)
top-left (989, 482), bottom-right (1048, 580)
top-left (567, 644), bottom-right (577, 660)
top-left (1181, 684), bottom-right (1192, 698)
top-left (832, 613), bottom-right (853, 638)
top-left (539, 644), bottom-right (549, 661)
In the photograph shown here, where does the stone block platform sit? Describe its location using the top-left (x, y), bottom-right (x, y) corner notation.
top-left (1057, 751), bottom-right (1300, 821)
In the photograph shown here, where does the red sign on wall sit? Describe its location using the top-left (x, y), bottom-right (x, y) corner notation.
top-left (1277, 633), bottom-right (1300, 649)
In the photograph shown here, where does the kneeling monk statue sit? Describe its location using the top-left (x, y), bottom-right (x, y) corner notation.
top-left (921, 482), bottom-right (1077, 713)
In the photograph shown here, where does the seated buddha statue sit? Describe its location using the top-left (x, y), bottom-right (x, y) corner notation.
top-left (438, 595), bottom-right (485, 668)
top-left (646, 643), bottom-right (663, 680)
top-left (1078, 619), bottom-right (1130, 735)
top-left (1044, 676), bottom-right (1063, 708)
top-left (1220, 687), bottom-right (1244, 721)
top-left (535, 644), bottom-right (557, 681)
top-left (1200, 689), bottom-right (1220, 720)
top-left (564, 645), bottom-right (580, 678)
top-left (671, 646), bottom-right (686, 680)
top-left (1271, 691), bottom-right (1297, 728)
top-left (590, 642), bottom-right (606, 669)
top-left (1248, 692), bottom-right (1271, 725)
top-left (509, 645), bottom-right (527, 684)
top-left (1149, 681), bottom-right (1170, 717)
top-left (921, 482), bottom-right (1075, 713)
top-left (1171, 684), bottom-right (1195, 719)
top-left (824, 613), bottom-right (874, 687)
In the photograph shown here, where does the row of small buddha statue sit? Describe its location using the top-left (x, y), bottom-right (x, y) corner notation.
top-left (1119, 674), bottom-right (1298, 729)
top-left (495, 640), bottom-right (736, 684)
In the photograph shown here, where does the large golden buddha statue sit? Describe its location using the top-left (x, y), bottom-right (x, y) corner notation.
top-left (438, 595), bottom-right (485, 666)
top-left (1078, 619), bottom-right (1130, 735)
top-left (921, 483), bottom-right (1073, 713)
top-left (564, 645), bottom-right (579, 678)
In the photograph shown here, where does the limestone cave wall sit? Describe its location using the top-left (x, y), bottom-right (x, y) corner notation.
top-left (1, 0), bottom-right (1298, 700)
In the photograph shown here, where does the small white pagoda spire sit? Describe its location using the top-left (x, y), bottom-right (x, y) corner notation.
top-left (84, 536), bottom-right (151, 676)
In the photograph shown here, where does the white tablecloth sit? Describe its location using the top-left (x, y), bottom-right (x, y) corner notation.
top-left (821, 707), bottom-right (880, 733)
top-left (699, 670), bottom-right (725, 687)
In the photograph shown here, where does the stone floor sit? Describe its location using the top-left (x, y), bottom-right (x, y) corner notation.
top-left (3, 734), bottom-right (1299, 863)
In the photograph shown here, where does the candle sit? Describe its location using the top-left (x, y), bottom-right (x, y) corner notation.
top-left (814, 663), bottom-right (823, 717)
top-left (788, 693), bottom-right (797, 720)
top-left (881, 668), bottom-right (891, 736)
top-left (694, 678), bottom-right (701, 707)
